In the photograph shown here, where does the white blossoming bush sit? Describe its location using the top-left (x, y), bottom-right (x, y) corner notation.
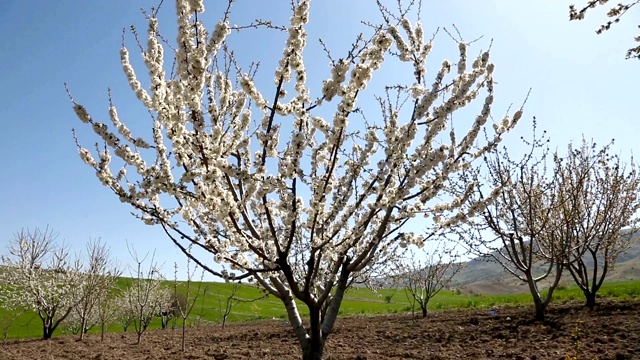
top-left (119, 248), bottom-right (172, 345)
top-left (120, 283), bottom-right (172, 344)
top-left (62, 304), bottom-right (100, 336)
top-left (69, 0), bottom-right (524, 358)
top-left (95, 289), bottom-right (121, 342)
top-left (65, 239), bottom-right (120, 340)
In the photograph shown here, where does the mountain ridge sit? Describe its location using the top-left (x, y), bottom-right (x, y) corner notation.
top-left (449, 236), bottom-right (640, 295)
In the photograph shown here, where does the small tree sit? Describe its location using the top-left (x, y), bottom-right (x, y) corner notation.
top-left (218, 271), bottom-right (241, 329)
top-left (216, 271), bottom-right (267, 329)
top-left (71, 239), bottom-right (121, 340)
top-left (96, 288), bottom-right (121, 342)
top-left (193, 284), bottom-right (211, 328)
top-left (153, 289), bottom-right (174, 331)
top-left (0, 227), bottom-right (83, 339)
top-left (172, 259), bottom-right (204, 352)
top-left (115, 295), bottom-right (133, 332)
top-left (217, 281), bottom-right (239, 330)
top-left (569, 1), bottom-right (640, 59)
top-left (390, 242), bottom-right (463, 318)
top-left (548, 139), bottom-right (640, 307)
top-left (62, 305), bottom-right (98, 336)
top-left (68, 0), bottom-right (526, 357)
top-left (123, 247), bottom-right (172, 345)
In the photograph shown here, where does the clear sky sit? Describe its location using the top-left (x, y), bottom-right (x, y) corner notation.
top-left (0, 0), bottom-right (638, 280)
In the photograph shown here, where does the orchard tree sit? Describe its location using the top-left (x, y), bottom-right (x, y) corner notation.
top-left (115, 295), bottom-right (134, 332)
top-left (96, 288), bottom-right (121, 342)
top-left (457, 126), bottom-right (568, 321)
top-left (122, 248), bottom-right (172, 345)
top-left (569, 0), bottom-right (640, 59)
top-left (547, 139), bottom-right (640, 308)
top-left (217, 279), bottom-right (241, 330)
top-left (216, 270), bottom-right (268, 329)
top-left (70, 239), bottom-right (121, 340)
top-left (158, 292), bottom-right (180, 330)
top-left (172, 259), bottom-right (204, 352)
top-left (0, 227), bottom-right (83, 339)
top-left (390, 242), bottom-right (463, 318)
top-left (63, 305), bottom-right (98, 336)
top-left (68, 0), bottom-right (526, 358)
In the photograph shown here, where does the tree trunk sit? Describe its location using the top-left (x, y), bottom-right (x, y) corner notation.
top-left (43, 324), bottom-right (55, 339)
top-left (79, 318), bottom-right (86, 340)
top-left (584, 291), bottom-right (597, 308)
top-left (270, 273), bottom-right (347, 360)
top-left (421, 305), bottom-right (427, 318)
top-left (100, 323), bottom-right (105, 342)
top-left (273, 279), bottom-right (312, 359)
top-left (302, 343), bottom-right (324, 360)
top-left (303, 308), bottom-right (325, 360)
top-left (526, 284), bottom-right (546, 321)
top-left (533, 299), bottom-right (546, 321)
top-left (524, 266), bottom-right (559, 322)
top-left (181, 318), bottom-right (186, 352)
top-left (42, 317), bottom-right (53, 340)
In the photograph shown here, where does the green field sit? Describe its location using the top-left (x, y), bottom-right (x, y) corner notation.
top-left (1, 279), bottom-right (639, 340)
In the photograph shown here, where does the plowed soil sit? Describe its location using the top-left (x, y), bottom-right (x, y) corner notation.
top-left (1, 300), bottom-right (638, 360)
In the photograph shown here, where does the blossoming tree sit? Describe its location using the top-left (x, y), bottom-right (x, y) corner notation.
top-left (66, 239), bottom-right (120, 340)
top-left (0, 227), bottom-right (83, 339)
top-left (121, 248), bottom-right (172, 345)
top-left (69, 0), bottom-right (524, 358)
top-left (455, 126), bottom-right (566, 321)
top-left (547, 139), bottom-right (640, 308)
top-left (389, 243), bottom-right (463, 318)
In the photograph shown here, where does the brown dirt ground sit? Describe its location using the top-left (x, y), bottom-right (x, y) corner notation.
top-left (1, 300), bottom-right (638, 360)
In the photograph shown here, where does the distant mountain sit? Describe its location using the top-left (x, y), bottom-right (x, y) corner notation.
top-left (449, 234), bottom-right (640, 295)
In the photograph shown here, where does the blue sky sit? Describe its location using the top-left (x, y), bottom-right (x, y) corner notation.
top-left (0, 0), bottom-right (638, 280)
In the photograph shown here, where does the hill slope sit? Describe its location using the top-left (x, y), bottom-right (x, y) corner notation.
top-left (451, 239), bottom-right (640, 295)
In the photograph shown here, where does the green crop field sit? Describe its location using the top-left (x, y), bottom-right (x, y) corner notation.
top-left (1, 279), bottom-right (639, 340)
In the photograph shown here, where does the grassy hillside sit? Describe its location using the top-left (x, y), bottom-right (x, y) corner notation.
top-left (2, 234), bottom-right (639, 339)
top-left (1, 276), bottom-right (639, 340)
